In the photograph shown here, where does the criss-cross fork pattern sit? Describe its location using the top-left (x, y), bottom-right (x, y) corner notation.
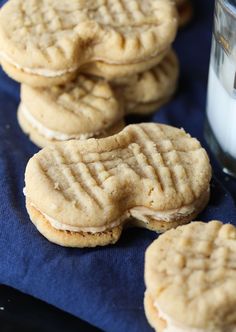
top-left (8, 0), bottom-right (165, 62)
top-left (94, 0), bottom-right (148, 27)
top-left (43, 75), bottom-right (117, 119)
top-left (93, 0), bottom-right (164, 45)
top-left (150, 221), bottom-right (236, 305)
top-left (37, 124), bottom-right (202, 211)
top-left (12, 0), bottom-right (83, 55)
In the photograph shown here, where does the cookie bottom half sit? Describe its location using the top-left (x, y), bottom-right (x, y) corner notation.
top-left (1, 59), bottom-right (78, 88)
top-left (18, 106), bottom-right (125, 148)
top-left (26, 203), bottom-right (123, 248)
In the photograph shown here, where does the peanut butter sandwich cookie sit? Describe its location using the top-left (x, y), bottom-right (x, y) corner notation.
top-left (18, 75), bottom-right (124, 148)
top-left (0, 0), bottom-right (178, 87)
top-left (144, 220), bottom-right (236, 332)
top-left (114, 50), bottom-right (179, 115)
top-left (24, 123), bottom-right (211, 248)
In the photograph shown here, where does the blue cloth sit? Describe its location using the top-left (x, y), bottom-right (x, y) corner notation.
top-left (0, 1), bottom-right (236, 331)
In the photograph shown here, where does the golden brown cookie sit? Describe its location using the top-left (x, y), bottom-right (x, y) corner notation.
top-left (144, 221), bottom-right (236, 331)
top-left (18, 75), bottom-right (124, 147)
top-left (114, 50), bottom-right (179, 115)
top-left (24, 123), bottom-right (211, 247)
top-left (0, 0), bottom-right (178, 87)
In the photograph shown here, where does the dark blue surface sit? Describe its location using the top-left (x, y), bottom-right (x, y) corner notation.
top-left (0, 1), bottom-right (236, 332)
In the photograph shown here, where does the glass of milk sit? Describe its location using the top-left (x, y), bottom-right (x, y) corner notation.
top-left (206, 0), bottom-right (236, 177)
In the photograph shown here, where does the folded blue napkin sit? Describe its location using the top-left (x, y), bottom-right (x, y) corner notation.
top-left (0, 1), bottom-right (235, 331)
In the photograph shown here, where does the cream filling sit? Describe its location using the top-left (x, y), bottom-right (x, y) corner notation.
top-left (0, 51), bottom-right (78, 77)
top-left (25, 197), bottom-right (200, 234)
top-left (35, 205), bottom-right (195, 233)
top-left (24, 174), bottom-right (208, 234)
top-left (0, 47), bottom-right (167, 77)
top-left (20, 103), bottom-right (102, 141)
top-left (41, 210), bottom-right (126, 234)
top-left (129, 205), bottom-right (195, 223)
top-left (130, 189), bottom-right (209, 223)
top-left (154, 302), bottom-right (206, 332)
top-left (23, 188), bottom-right (125, 233)
top-left (42, 207), bottom-right (193, 233)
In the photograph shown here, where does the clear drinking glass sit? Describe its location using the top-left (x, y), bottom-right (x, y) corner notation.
top-left (205, 0), bottom-right (236, 177)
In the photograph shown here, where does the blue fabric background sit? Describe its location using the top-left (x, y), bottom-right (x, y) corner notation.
top-left (0, 1), bottom-right (236, 331)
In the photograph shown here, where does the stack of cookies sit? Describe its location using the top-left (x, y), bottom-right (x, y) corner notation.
top-left (0, 0), bottom-right (209, 250)
top-left (0, 0), bottom-right (179, 147)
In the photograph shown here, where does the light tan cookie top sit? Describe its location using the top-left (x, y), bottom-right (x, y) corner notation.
top-left (145, 221), bottom-right (236, 330)
top-left (25, 123), bottom-right (211, 229)
top-left (113, 50), bottom-right (179, 109)
top-left (21, 75), bottom-right (122, 135)
top-left (0, 0), bottom-right (178, 72)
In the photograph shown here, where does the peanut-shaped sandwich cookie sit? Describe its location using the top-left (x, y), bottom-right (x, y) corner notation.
top-left (0, 0), bottom-right (178, 87)
top-left (18, 75), bottom-right (124, 148)
top-left (144, 221), bottom-right (236, 332)
top-left (24, 123), bottom-right (211, 248)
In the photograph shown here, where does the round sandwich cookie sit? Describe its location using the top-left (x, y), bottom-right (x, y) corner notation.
top-left (24, 123), bottom-right (211, 248)
top-left (18, 75), bottom-right (124, 148)
top-left (0, 0), bottom-right (178, 87)
top-left (175, 0), bottom-right (193, 27)
top-left (144, 220), bottom-right (236, 332)
top-left (114, 50), bottom-right (179, 115)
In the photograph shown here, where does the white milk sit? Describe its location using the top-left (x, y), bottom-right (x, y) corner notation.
top-left (207, 54), bottom-right (236, 159)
